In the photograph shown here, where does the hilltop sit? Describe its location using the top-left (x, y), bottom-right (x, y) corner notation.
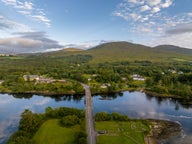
top-left (75, 42), bottom-right (192, 63)
top-left (3, 41), bottom-right (192, 63)
top-left (154, 45), bottom-right (192, 55)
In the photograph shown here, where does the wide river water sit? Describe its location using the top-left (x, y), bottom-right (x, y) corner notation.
top-left (0, 91), bottom-right (192, 144)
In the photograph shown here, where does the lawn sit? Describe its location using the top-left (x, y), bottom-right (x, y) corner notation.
top-left (32, 119), bottom-right (79, 144)
top-left (95, 121), bottom-right (150, 144)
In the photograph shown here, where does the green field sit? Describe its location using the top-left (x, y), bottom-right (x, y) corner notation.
top-left (95, 121), bottom-right (150, 144)
top-left (32, 119), bottom-right (79, 144)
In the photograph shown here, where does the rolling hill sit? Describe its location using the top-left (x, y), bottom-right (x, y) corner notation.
top-left (154, 45), bottom-right (192, 55)
top-left (40, 41), bottom-right (192, 63)
top-left (82, 42), bottom-right (192, 63)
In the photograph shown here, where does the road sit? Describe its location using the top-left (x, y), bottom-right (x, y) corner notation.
top-left (83, 84), bottom-right (96, 144)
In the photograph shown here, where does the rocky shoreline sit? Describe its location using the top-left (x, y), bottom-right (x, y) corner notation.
top-left (146, 119), bottom-right (181, 144)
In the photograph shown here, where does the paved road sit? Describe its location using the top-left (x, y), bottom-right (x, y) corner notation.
top-left (83, 84), bottom-right (96, 144)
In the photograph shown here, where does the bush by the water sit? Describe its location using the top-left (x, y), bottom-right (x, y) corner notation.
top-left (95, 112), bottom-right (129, 121)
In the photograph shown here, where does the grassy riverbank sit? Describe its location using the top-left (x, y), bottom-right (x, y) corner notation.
top-left (96, 121), bottom-right (149, 144)
top-left (33, 119), bottom-right (77, 144)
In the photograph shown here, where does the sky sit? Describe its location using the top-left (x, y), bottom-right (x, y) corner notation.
top-left (0, 0), bottom-right (192, 53)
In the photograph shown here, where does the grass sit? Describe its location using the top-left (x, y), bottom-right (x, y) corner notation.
top-left (32, 119), bottom-right (80, 144)
top-left (95, 121), bottom-right (150, 144)
top-left (172, 58), bottom-right (187, 62)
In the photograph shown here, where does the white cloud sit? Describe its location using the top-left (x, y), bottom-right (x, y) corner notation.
top-left (152, 7), bottom-right (161, 13)
top-left (130, 13), bottom-right (142, 20)
top-left (1, 0), bottom-right (16, 5)
top-left (34, 98), bottom-right (50, 106)
top-left (18, 10), bottom-right (31, 15)
top-left (188, 13), bottom-right (192, 17)
top-left (0, 0), bottom-right (50, 27)
top-left (128, 0), bottom-right (144, 5)
top-left (0, 32), bottom-right (63, 53)
top-left (16, 1), bottom-right (33, 10)
top-left (113, 0), bottom-right (192, 48)
top-left (161, 0), bottom-right (172, 8)
top-left (32, 15), bottom-right (51, 27)
top-left (0, 15), bottom-right (32, 32)
top-left (147, 0), bottom-right (161, 6)
top-left (149, 33), bottom-right (192, 49)
top-left (0, 37), bottom-right (42, 47)
top-left (140, 5), bottom-right (151, 12)
top-left (137, 27), bottom-right (153, 32)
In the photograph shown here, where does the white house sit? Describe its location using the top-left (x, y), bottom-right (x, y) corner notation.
top-left (131, 74), bottom-right (145, 81)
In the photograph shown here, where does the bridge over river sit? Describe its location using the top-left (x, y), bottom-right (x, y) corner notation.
top-left (83, 84), bottom-right (96, 144)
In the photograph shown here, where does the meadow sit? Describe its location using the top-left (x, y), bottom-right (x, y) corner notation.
top-left (95, 121), bottom-right (150, 144)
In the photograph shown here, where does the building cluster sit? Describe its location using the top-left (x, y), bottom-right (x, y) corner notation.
top-left (131, 74), bottom-right (146, 81)
top-left (23, 75), bottom-right (66, 84)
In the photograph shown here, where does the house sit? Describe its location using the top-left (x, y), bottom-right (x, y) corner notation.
top-left (100, 83), bottom-right (111, 89)
top-left (178, 71), bottom-right (183, 75)
top-left (122, 77), bottom-right (127, 81)
top-left (38, 77), bottom-right (55, 83)
top-left (88, 78), bottom-right (92, 81)
top-left (131, 74), bottom-right (145, 81)
top-left (100, 85), bottom-right (107, 89)
top-left (23, 75), bottom-right (39, 81)
top-left (168, 69), bottom-right (176, 74)
top-left (0, 80), bottom-right (4, 84)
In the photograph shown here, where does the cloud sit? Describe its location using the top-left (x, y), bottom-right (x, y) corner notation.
top-left (0, 31), bottom-right (63, 54)
top-left (113, 0), bottom-right (173, 23)
top-left (0, 15), bottom-right (31, 32)
top-left (128, 0), bottom-right (144, 5)
top-left (188, 13), bottom-right (192, 17)
top-left (140, 5), bottom-right (151, 12)
top-left (1, 0), bottom-right (33, 10)
top-left (63, 43), bottom-right (95, 49)
top-left (148, 33), bottom-right (192, 49)
top-left (0, 0), bottom-right (50, 27)
top-left (31, 15), bottom-right (51, 27)
top-left (166, 23), bottom-right (192, 35)
top-left (152, 7), bottom-right (161, 13)
top-left (161, 0), bottom-right (172, 8)
top-left (147, 0), bottom-right (161, 6)
top-left (113, 0), bottom-right (192, 48)
top-left (34, 98), bottom-right (50, 106)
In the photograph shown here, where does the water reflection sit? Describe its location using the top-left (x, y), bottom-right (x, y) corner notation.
top-left (12, 93), bottom-right (84, 102)
top-left (0, 91), bottom-right (192, 144)
top-left (94, 92), bottom-right (124, 100)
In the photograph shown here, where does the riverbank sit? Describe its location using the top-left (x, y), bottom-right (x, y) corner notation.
top-left (146, 119), bottom-right (181, 144)
top-left (1, 87), bottom-right (192, 102)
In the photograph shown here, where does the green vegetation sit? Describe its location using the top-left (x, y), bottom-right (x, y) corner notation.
top-left (0, 42), bottom-right (192, 99)
top-left (33, 119), bottom-right (77, 144)
top-left (95, 112), bottom-right (129, 121)
top-left (7, 107), bottom-right (86, 144)
top-left (95, 112), bottom-right (150, 144)
top-left (96, 121), bottom-right (149, 144)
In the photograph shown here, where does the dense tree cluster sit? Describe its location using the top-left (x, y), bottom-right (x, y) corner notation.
top-left (7, 107), bottom-right (86, 144)
top-left (95, 112), bottom-right (129, 121)
top-left (0, 55), bottom-right (192, 98)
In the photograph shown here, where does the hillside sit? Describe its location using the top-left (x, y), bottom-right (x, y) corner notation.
top-left (81, 42), bottom-right (192, 63)
top-left (34, 41), bottom-right (192, 63)
top-left (154, 45), bottom-right (192, 55)
top-left (41, 48), bottom-right (84, 57)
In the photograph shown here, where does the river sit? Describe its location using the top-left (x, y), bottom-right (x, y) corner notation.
top-left (0, 91), bottom-right (192, 144)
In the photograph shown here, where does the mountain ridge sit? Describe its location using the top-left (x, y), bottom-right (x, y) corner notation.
top-left (153, 45), bottom-right (192, 55)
